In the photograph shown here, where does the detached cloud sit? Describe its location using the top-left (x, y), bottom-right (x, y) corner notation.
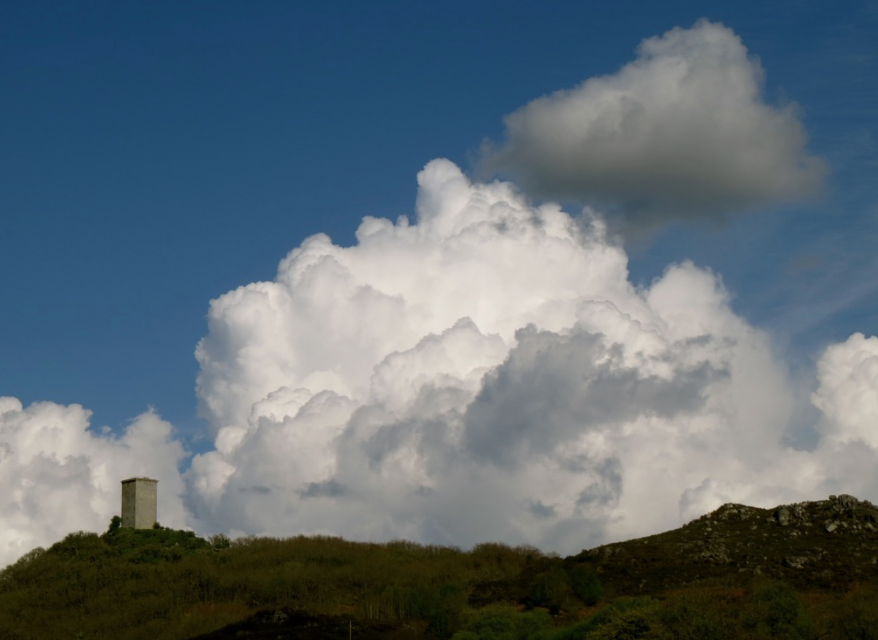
top-left (0, 398), bottom-right (187, 567)
top-left (481, 19), bottom-right (826, 227)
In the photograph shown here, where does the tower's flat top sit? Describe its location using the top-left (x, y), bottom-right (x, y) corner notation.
top-left (121, 477), bottom-right (158, 484)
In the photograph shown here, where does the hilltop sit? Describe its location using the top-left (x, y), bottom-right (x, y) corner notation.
top-left (0, 496), bottom-right (876, 640)
top-left (580, 493), bottom-right (878, 594)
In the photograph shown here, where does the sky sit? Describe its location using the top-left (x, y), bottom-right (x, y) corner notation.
top-left (1, 1), bottom-right (877, 567)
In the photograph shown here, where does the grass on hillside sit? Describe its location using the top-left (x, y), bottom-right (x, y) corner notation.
top-left (0, 517), bottom-right (876, 640)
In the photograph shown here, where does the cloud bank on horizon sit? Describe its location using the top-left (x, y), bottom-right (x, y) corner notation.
top-left (1, 20), bottom-right (874, 568)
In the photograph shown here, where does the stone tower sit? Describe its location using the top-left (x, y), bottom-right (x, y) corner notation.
top-left (121, 477), bottom-right (158, 529)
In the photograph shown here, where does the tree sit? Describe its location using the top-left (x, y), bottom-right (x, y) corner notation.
top-left (105, 516), bottom-right (122, 536)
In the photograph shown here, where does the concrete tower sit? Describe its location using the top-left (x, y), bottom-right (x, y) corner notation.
top-left (121, 477), bottom-right (158, 529)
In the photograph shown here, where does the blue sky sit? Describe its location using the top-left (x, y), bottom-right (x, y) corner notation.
top-left (1, 1), bottom-right (877, 558)
top-left (5, 1), bottom-right (875, 438)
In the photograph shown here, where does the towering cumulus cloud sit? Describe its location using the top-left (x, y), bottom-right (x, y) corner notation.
top-left (481, 20), bottom-right (826, 227)
top-left (0, 398), bottom-right (187, 566)
top-left (188, 158), bottom-right (868, 553)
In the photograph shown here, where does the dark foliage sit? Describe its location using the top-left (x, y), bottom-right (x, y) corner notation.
top-left (1, 496), bottom-right (877, 640)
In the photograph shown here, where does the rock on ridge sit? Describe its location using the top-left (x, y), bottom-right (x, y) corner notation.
top-left (577, 494), bottom-right (878, 594)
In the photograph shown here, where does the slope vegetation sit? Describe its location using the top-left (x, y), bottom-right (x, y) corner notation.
top-left (0, 496), bottom-right (876, 640)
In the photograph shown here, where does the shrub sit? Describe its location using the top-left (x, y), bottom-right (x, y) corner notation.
top-left (427, 583), bottom-right (468, 637)
top-left (660, 591), bottom-right (731, 640)
top-left (569, 564), bottom-right (603, 605)
top-left (528, 566), bottom-right (570, 610)
top-left (209, 533), bottom-right (231, 550)
top-left (742, 581), bottom-right (815, 640)
top-left (456, 603), bottom-right (552, 640)
top-left (585, 607), bottom-right (669, 640)
top-left (458, 603), bottom-right (518, 640)
top-left (827, 584), bottom-right (878, 640)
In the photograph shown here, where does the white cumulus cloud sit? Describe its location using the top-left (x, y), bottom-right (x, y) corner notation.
top-left (185, 159), bottom-right (872, 554)
top-left (812, 332), bottom-right (878, 448)
top-left (3, 158), bottom-right (875, 566)
top-left (807, 334), bottom-right (878, 499)
top-left (481, 19), bottom-right (826, 227)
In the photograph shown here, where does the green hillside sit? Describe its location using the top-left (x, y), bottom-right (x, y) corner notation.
top-left (1, 496), bottom-right (877, 640)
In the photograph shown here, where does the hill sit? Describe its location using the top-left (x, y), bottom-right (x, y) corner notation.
top-left (580, 493), bottom-right (878, 594)
top-left (0, 496), bottom-right (876, 640)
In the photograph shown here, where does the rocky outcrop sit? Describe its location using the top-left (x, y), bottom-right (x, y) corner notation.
top-left (578, 494), bottom-right (878, 594)
top-left (771, 494), bottom-right (878, 531)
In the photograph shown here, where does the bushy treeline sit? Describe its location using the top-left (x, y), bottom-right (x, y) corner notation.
top-left (0, 524), bottom-right (553, 640)
top-left (449, 582), bottom-right (878, 640)
top-left (0, 523), bottom-right (875, 640)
